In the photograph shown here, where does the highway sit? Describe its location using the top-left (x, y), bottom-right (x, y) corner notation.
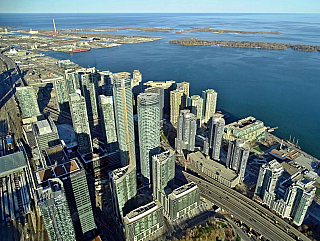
top-left (179, 160), bottom-right (311, 241)
top-left (182, 170), bottom-right (295, 241)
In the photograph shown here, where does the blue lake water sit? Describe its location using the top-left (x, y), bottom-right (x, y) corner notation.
top-left (1, 13), bottom-right (320, 158)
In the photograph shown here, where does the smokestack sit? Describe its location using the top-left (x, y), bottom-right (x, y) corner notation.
top-left (53, 19), bottom-right (57, 34)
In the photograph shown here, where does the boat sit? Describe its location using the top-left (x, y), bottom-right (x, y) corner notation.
top-left (69, 48), bottom-right (90, 53)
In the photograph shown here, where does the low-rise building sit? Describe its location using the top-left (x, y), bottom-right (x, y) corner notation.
top-left (188, 151), bottom-right (240, 188)
top-left (223, 116), bottom-right (266, 142)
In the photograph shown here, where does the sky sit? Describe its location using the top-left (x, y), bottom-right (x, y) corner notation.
top-left (1, 0), bottom-right (320, 13)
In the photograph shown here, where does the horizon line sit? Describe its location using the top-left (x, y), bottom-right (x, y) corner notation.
top-left (1, 12), bottom-right (320, 14)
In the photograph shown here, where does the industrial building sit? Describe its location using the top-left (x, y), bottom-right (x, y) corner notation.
top-left (226, 138), bottom-right (250, 182)
top-left (99, 95), bottom-right (118, 152)
top-left (202, 89), bottom-right (218, 123)
top-left (137, 92), bottom-right (160, 184)
top-left (208, 113), bottom-right (225, 161)
top-left (123, 200), bottom-right (164, 241)
top-left (16, 86), bottom-right (40, 119)
top-left (109, 165), bottom-right (137, 221)
top-left (0, 142), bottom-right (33, 222)
top-left (175, 110), bottom-right (197, 153)
top-left (69, 91), bottom-right (93, 155)
top-left (223, 116), bottom-right (266, 142)
top-left (113, 74), bottom-right (136, 167)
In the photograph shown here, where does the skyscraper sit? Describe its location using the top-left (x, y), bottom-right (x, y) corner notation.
top-left (81, 73), bottom-right (99, 125)
top-left (131, 70), bottom-right (142, 88)
top-left (124, 200), bottom-right (164, 241)
top-left (226, 138), bottom-right (250, 182)
top-left (109, 165), bottom-right (137, 220)
top-left (170, 89), bottom-right (185, 125)
top-left (65, 71), bottom-right (80, 95)
top-left (36, 150), bottom-right (96, 238)
top-left (37, 179), bottom-right (76, 241)
top-left (69, 91), bottom-right (93, 154)
top-left (202, 89), bottom-right (218, 123)
top-left (152, 150), bottom-right (175, 204)
top-left (137, 92), bottom-right (160, 183)
top-left (289, 179), bottom-right (316, 226)
top-left (54, 79), bottom-right (69, 111)
top-left (100, 71), bottom-right (114, 96)
top-left (113, 75), bottom-right (136, 166)
top-left (175, 110), bottom-right (197, 153)
top-left (16, 86), bottom-right (40, 118)
top-left (255, 159), bottom-right (284, 198)
top-left (167, 182), bottom-right (200, 220)
top-left (145, 87), bottom-right (164, 126)
top-left (176, 81), bottom-right (190, 100)
top-left (208, 113), bottom-right (225, 161)
top-left (190, 95), bottom-right (203, 121)
top-left (99, 95), bottom-right (118, 152)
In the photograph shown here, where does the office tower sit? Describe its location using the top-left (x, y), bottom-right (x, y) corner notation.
top-left (69, 91), bottom-right (93, 154)
top-left (167, 182), bottom-right (200, 220)
top-left (137, 93), bottom-right (160, 183)
top-left (37, 179), bottom-right (76, 241)
top-left (289, 179), bottom-right (316, 226)
top-left (152, 150), bottom-right (175, 203)
top-left (226, 138), bottom-right (250, 182)
top-left (255, 160), bottom-right (284, 198)
top-left (33, 117), bottom-right (60, 162)
top-left (16, 86), bottom-right (40, 118)
top-left (176, 81), bottom-right (190, 100)
top-left (81, 73), bottom-right (99, 124)
top-left (37, 149), bottom-right (96, 237)
top-left (208, 113), bottom-right (225, 161)
top-left (109, 165), bottom-right (137, 220)
top-left (145, 87), bottom-right (164, 126)
top-left (99, 95), bottom-right (118, 152)
top-left (202, 89), bottom-right (218, 123)
top-left (190, 95), bottom-right (203, 121)
top-left (175, 110), bottom-right (197, 153)
top-left (124, 200), bottom-right (164, 241)
top-left (54, 79), bottom-right (69, 111)
top-left (132, 70), bottom-right (142, 88)
top-left (170, 89), bottom-right (185, 125)
top-left (113, 75), bottom-right (136, 166)
top-left (65, 71), bottom-right (80, 95)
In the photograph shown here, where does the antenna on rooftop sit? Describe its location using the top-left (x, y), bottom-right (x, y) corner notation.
top-left (53, 19), bottom-right (57, 35)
